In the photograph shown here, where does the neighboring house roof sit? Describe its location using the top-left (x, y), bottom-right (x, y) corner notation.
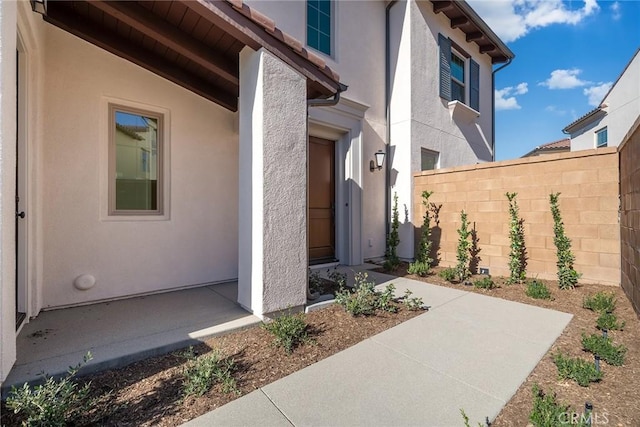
top-left (521, 138), bottom-right (571, 157)
top-left (430, 0), bottom-right (515, 64)
top-left (41, 0), bottom-right (344, 112)
top-left (562, 48), bottom-right (640, 134)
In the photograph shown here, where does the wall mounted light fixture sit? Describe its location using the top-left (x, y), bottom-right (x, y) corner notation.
top-left (370, 150), bottom-right (385, 172)
top-left (30, 0), bottom-right (47, 15)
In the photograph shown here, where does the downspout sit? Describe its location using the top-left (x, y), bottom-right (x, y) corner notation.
top-left (385, 0), bottom-right (398, 241)
top-left (491, 58), bottom-right (512, 161)
top-left (307, 84), bottom-right (347, 107)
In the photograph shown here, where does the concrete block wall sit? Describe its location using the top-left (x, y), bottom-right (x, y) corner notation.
top-left (414, 147), bottom-right (620, 286)
top-left (620, 120), bottom-right (640, 313)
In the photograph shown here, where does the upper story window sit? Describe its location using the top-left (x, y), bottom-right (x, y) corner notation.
top-left (109, 104), bottom-right (164, 215)
top-left (307, 0), bottom-right (332, 56)
top-left (438, 34), bottom-right (480, 112)
top-left (596, 127), bottom-right (608, 147)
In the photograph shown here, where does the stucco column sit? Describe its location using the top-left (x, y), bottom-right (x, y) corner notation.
top-left (238, 47), bottom-right (307, 317)
top-left (0, 0), bottom-right (18, 384)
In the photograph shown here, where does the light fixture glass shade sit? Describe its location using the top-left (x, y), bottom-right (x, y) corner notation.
top-left (374, 150), bottom-right (385, 169)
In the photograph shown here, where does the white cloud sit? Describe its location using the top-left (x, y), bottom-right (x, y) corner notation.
top-left (611, 1), bottom-right (622, 20)
top-left (467, 0), bottom-right (600, 43)
top-left (545, 105), bottom-right (567, 116)
top-left (539, 69), bottom-right (591, 89)
top-left (584, 82), bottom-right (613, 107)
top-left (495, 82), bottom-right (528, 110)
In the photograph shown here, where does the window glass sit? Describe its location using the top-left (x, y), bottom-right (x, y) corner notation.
top-left (112, 108), bottom-right (161, 212)
top-left (307, 0), bottom-right (331, 55)
top-left (421, 149), bottom-right (439, 171)
top-left (451, 53), bottom-right (465, 103)
top-left (596, 127), bottom-right (608, 148)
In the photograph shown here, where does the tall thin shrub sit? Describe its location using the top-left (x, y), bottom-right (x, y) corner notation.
top-left (455, 210), bottom-right (471, 282)
top-left (408, 190), bottom-right (434, 276)
top-left (549, 193), bottom-right (580, 289)
top-left (384, 192), bottom-right (401, 271)
top-left (506, 192), bottom-right (527, 283)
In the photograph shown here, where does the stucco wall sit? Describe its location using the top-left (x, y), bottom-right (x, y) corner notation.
top-left (620, 120), bottom-right (640, 314)
top-left (571, 52), bottom-right (640, 151)
top-left (414, 148), bottom-right (620, 286)
top-left (41, 26), bottom-right (239, 308)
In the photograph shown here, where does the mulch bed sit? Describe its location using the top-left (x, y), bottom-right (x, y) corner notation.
top-left (1, 304), bottom-right (422, 426)
top-left (381, 263), bottom-right (640, 426)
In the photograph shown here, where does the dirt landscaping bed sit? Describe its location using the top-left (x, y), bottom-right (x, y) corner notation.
top-left (383, 263), bottom-right (640, 426)
top-left (1, 303), bottom-right (422, 426)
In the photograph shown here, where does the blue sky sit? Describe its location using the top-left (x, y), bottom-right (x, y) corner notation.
top-left (467, 0), bottom-right (640, 160)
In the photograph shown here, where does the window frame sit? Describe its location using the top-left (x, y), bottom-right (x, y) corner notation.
top-left (108, 103), bottom-right (165, 217)
top-left (450, 51), bottom-right (466, 104)
top-left (306, 0), bottom-right (333, 57)
top-left (439, 34), bottom-right (480, 112)
top-left (420, 148), bottom-right (439, 171)
top-left (595, 127), bottom-right (608, 148)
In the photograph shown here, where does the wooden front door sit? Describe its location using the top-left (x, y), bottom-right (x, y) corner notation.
top-left (308, 137), bottom-right (335, 263)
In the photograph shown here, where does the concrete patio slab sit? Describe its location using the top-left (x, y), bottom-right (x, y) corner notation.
top-left (2, 283), bottom-right (259, 394)
top-left (183, 273), bottom-right (573, 427)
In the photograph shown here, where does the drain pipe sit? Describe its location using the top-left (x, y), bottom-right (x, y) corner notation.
top-left (385, 0), bottom-right (398, 240)
top-left (491, 57), bottom-right (512, 161)
top-left (307, 84), bottom-right (347, 108)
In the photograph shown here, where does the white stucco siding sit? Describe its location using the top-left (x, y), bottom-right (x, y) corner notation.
top-left (41, 26), bottom-right (238, 308)
top-left (571, 52), bottom-right (639, 151)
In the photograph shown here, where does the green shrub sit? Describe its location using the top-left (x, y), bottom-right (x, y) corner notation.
top-left (506, 192), bottom-right (527, 284)
top-left (460, 408), bottom-right (484, 427)
top-left (407, 261), bottom-right (430, 277)
top-left (526, 279), bottom-right (552, 300)
top-left (6, 353), bottom-right (95, 427)
top-left (596, 312), bottom-right (625, 331)
top-left (438, 267), bottom-right (457, 283)
top-left (402, 289), bottom-right (425, 311)
top-left (581, 333), bottom-right (626, 366)
top-left (182, 350), bottom-right (238, 397)
top-left (308, 269), bottom-right (323, 295)
top-left (376, 283), bottom-right (398, 313)
top-left (583, 292), bottom-right (616, 313)
top-left (549, 193), bottom-right (580, 289)
top-left (327, 269), bottom-right (347, 288)
top-left (553, 353), bottom-right (602, 386)
top-left (529, 384), bottom-right (587, 427)
top-left (455, 210), bottom-right (472, 282)
top-left (262, 311), bottom-right (311, 354)
top-left (384, 192), bottom-right (401, 272)
top-left (473, 276), bottom-right (496, 290)
top-left (408, 190), bottom-right (434, 276)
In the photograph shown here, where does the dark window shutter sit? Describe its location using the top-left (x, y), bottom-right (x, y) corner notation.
top-left (470, 58), bottom-right (480, 111)
top-left (438, 34), bottom-right (451, 101)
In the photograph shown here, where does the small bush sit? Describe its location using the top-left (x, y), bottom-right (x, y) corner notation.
top-left (308, 269), bottom-right (323, 295)
top-left (402, 289), bottom-right (425, 311)
top-left (6, 353), bottom-right (95, 427)
top-left (596, 312), bottom-right (625, 331)
top-left (581, 333), bottom-right (627, 366)
top-left (455, 210), bottom-right (472, 282)
top-left (439, 267), bottom-right (458, 283)
top-left (335, 272), bottom-right (378, 316)
top-left (529, 384), bottom-right (588, 427)
top-left (262, 311), bottom-right (310, 354)
top-left (526, 279), bottom-right (552, 300)
top-left (549, 193), bottom-right (580, 290)
top-left (407, 261), bottom-right (430, 277)
top-left (473, 276), bottom-right (496, 290)
top-left (506, 192), bottom-right (527, 284)
top-left (327, 269), bottom-right (347, 288)
top-left (182, 350), bottom-right (238, 397)
top-left (460, 408), bottom-right (484, 427)
top-left (583, 292), bottom-right (616, 313)
top-left (385, 192), bottom-right (401, 271)
top-left (376, 283), bottom-right (398, 313)
top-left (553, 353), bottom-right (602, 386)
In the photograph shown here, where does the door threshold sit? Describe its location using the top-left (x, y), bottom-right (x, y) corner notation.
top-left (309, 261), bottom-right (340, 270)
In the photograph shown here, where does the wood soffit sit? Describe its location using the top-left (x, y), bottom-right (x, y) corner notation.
top-left (42, 0), bottom-right (344, 112)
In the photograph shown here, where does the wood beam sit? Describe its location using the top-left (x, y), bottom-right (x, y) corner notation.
top-left (45, 3), bottom-right (238, 111)
top-left (466, 32), bottom-right (483, 42)
top-left (479, 44), bottom-right (496, 54)
top-left (450, 16), bottom-right (468, 29)
top-left (179, 0), bottom-right (341, 97)
top-left (432, 1), bottom-right (453, 14)
top-left (89, 0), bottom-right (238, 86)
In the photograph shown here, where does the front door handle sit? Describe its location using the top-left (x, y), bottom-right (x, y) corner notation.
top-left (16, 211), bottom-right (25, 219)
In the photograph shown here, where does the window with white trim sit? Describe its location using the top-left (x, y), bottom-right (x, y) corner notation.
top-left (421, 149), bottom-right (439, 171)
top-left (307, 0), bottom-right (332, 56)
top-left (596, 127), bottom-right (608, 148)
top-left (438, 34), bottom-right (480, 111)
top-left (109, 104), bottom-right (164, 215)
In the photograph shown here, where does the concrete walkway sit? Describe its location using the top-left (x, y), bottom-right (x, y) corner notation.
top-left (2, 282), bottom-right (259, 395)
top-left (184, 269), bottom-right (573, 427)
